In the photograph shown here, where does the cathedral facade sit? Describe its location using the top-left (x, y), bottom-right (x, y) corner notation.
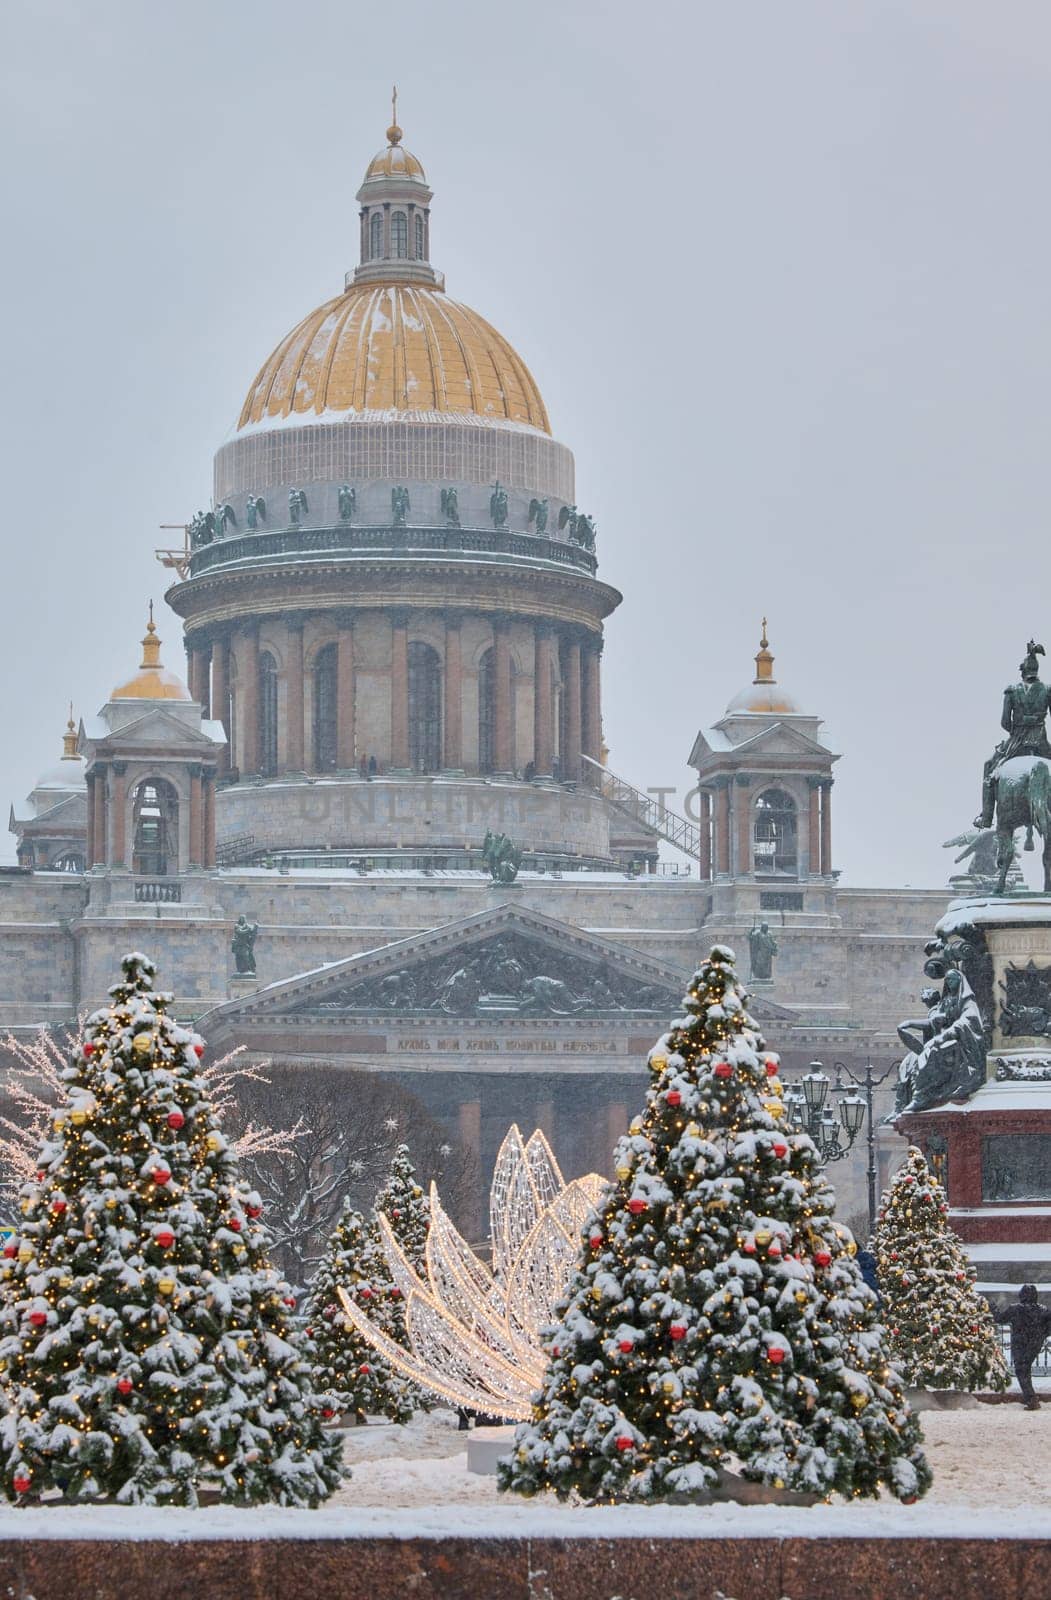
top-left (3, 120), bottom-right (950, 1230)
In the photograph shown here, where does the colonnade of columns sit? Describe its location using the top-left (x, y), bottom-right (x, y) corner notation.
top-left (84, 762), bottom-right (218, 871)
top-left (189, 611), bottom-right (604, 783)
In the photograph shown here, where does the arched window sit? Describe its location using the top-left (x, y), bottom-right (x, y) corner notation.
top-left (478, 647), bottom-right (495, 774)
top-left (391, 211), bottom-right (408, 258)
top-left (754, 788), bottom-right (798, 875)
top-left (415, 213), bottom-right (425, 259)
top-left (132, 778), bottom-right (179, 876)
top-left (259, 651), bottom-right (278, 776)
top-left (408, 641), bottom-right (442, 772)
top-left (370, 212), bottom-right (383, 259)
top-left (313, 644), bottom-right (338, 771)
top-left (52, 851), bottom-right (85, 873)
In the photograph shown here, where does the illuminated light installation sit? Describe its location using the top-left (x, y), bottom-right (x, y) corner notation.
top-left (338, 1126), bottom-right (606, 1420)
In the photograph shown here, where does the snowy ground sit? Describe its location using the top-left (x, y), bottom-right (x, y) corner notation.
top-left (0, 1405), bottom-right (1047, 1543)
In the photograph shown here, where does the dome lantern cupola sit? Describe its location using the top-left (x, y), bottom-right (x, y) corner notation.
top-left (351, 90), bottom-right (442, 291)
top-left (724, 621), bottom-right (802, 716)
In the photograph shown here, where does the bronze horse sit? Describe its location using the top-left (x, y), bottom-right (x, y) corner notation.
top-left (992, 755), bottom-right (1051, 893)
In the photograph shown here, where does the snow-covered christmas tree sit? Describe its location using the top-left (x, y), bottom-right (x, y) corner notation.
top-left (500, 945), bottom-right (931, 1504)
top-left (375, 1142), bottom-right (430, 1269)
top-left (873, 1146), bottom-right (1008, 1393)
top-left (0, 953), bottom-right (344, 1505)
top-left (304, 1196), bottom-right (416, 1425)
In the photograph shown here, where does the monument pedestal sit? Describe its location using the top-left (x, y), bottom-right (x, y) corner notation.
top-left (897, 895), bottom-right (1051, 1290)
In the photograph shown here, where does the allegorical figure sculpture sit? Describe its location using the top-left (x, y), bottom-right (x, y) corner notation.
top-left (391, 486), bottom-right (410, 528)
top-left (482, 830), bottom-right (522, 885)
top-left (440, 487), bottom-right (460, 527)
top-left (338, 485), bottom-right (356, 523)
top-left (288, 488), bottom-right (308, 526)
top-left (490, 481), bottom-right (508, 529)
top-left (975, 641), bottom-right (1051, 893)
top-left (995, 1285), bottom-right (1051, 1410)
top-left (231, 913), bottom-right (259, 977)
top-left (245, 495), bottom-right (266, 530)
top-left (895, 966), bottom-right (986, 1115)
top-left (748, 921), bottom-right (778, 981)
top-left (528, 497), bottom-right (549, 536)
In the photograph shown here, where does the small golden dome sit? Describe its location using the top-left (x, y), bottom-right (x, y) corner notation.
top-left (725, 621), bottom-right (802, 715)
top-left (111, 609), bottom-right (191, 702)
top-left (238, 281), bottom-right (550, 432)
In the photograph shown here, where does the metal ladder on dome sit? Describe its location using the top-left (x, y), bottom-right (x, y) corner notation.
top-left (581, 755), bottom-right (701, 861)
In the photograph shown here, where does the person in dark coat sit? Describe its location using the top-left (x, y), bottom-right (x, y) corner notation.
top-left (856, 1247), bottom-right (882, 1308)
top-left (994, 1284), bottom-right (1051, 1409)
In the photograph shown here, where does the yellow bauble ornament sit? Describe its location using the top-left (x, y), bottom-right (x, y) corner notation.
top-left (590, 1286), bottom-right (602, 1301)
top-left (88, 1314), bottom-right (99, 1326)
top-left (768, 1077), bottom-right (783, 1094)
top-left (685, 1122), bottom-right (699, 1137)
top-left (795, 1291), bottom-right (808, 1305)
top-left (71, 1109), bottom-right (88, 1127)
top-left (649, 1054), bottom-right (667, 1074)
top-left (847, 1238), bottom-right (858, 1257)
top-left (629, 1117), bottom-right (643, 1134)
top-left (755, 1229), bottom-right (772, 1247)
top-left (237, 1337), bottom-right (248, 1350)
top-left (158, 1277), bottom-right (175, 1296)
top-left (206, 1133), bottom-right (222, 1152)
top-left (132, 1033), bottom-right (152, 1056)
top-left (851, 1393), bottom-right (868, 1411)
top-left (17, 1246), bottom-right (32, 1263)
top-left (616, 1165), bottom-right (632, 1180)
top-left (105, 1196), bottom-right (117, 1209)
top-left (764, 1100), bottom-right (785, 1118)
top-left (59, 1276), bottom-right (72, 1288)
top-left (53, 1117), bottom-right (65, 1132)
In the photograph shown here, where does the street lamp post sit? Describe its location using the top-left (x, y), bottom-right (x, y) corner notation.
top-left (782, 1058), bottom-right (895, 1236)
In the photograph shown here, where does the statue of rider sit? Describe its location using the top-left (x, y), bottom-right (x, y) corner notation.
top-left (976, 641), bottom-right (1051, 830)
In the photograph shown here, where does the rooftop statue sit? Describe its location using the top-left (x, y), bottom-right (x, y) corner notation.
top-left (975, 641), bottom-right (1051, 894)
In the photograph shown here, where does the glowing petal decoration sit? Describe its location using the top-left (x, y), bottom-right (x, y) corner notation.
top-left (337, 1124), bottom-right (607, 1421)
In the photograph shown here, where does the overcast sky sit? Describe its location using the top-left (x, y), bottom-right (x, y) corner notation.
top-left (2, 0), bottom-right (1050, 885)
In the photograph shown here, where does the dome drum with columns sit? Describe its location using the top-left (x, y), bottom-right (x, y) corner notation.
top-left (167, 117), bottom-right (620, 862)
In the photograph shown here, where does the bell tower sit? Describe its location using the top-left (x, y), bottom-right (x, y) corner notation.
top-left (688, 624), bottom-right (839, 925)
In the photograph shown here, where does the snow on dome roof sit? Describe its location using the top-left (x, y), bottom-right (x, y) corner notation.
top-left (33, 713), bottom-right (85, 791)
top-left (724, 622), bottom-right (803, 716)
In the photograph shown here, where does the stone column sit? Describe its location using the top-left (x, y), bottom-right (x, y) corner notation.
top-left (85, 774), bottom-right (96, 869)
top-left (389, 608), bottom-right (410, 771)
top-left (443, 614), bottom-right (464, 771)
top-left (734, 774), bottom-right (752, 876)
top-left (212, 634), bottom-right (232, 777)
top-left (563, 633), bottom-right (582, 782)
top-left (239, 623), bottom-right (261, 777)
top-left (807, 777), bottom-right (822, 879)
top-left (93, 764), bottom-right (108, 867)
top-left (110, 763), bottom-right (127, 871)
top-left (202, 772), bottom-right (216, 867)
top-left (457, 1096), bottom-right (483, 1242)
top-left (699, 790), bottom-right (712, 881)
top-left (581, 637), bottom-right (602, 771)
top-left (714, 779), bottom-right (731, 876)
top-left (187, 642), bottom-right (211, 714)
top-left (820, 780), bottom-right (833, 876)
top-left (336, 614), bottom-right (356, 770)
top-left (493, 615), bottom-right (513, 775)
top-left (533, 625), bottom-right (554, 778)
top-left (286, 620), bottom-right (305, 774)
top-left (187, 764), bottom-right (202, 869)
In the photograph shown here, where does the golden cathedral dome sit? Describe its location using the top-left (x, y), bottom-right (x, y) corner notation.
top-left (237, 281), bottom-right (551, 432)
top-left (364, 123), bottom-right (427, 183)
top-left (111, 613), bottom-right (192, 703)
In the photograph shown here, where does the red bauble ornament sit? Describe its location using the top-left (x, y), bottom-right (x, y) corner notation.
top-left (615, 1435), bottom-right (634, 1452)
top-left (392, 1209), bottom-right (402, 1219)
top-left (194, 1044), bottom-right (205, 1059)
top-left (82, 1043), bottom-right (94, 1059)
top-left (743, 1240), bottom-right (757, 1254)
top-left (772, 1141), bottom-right (788, 1159)
top-left (358, 1363), bottom-right (371, 1375)
top-left (283, 1296), bottom-right (296, 1308)
top-left (35, 1171), bottom-right (45, 1182)
top-left (669, 1323), bottom-right (687, 1341)
top-left (155, 1228), bottom-right (174, 1249)
top-left (551, 1345), bottom-right (560, 1358)
top-left (765, 1058), bottom-right (779, 1076)
top-left (167, 1111), bottom-right (185, 1130)
top-left (51, 1200), bottom-right (66, 1216)
top-left (902, 1495), bottom-right (917, 1505)
top-left (2, 1244), bottom-right (15, 1259)
top-left (322, 1407), bottom-right (336, 1419)
top-left (618, 1339), bottom-right (634, 1353)
top-left (246, 1204), bottom-right (262, 1219)
top-left (389, 1287), bottom-right (401, 1298)
top-left (117, 1377), bottom-right (133, 1396)
top-left (767, 1347), bottom-right (786, 1365)
top-left (768, 1240), bottom-right (783, 1258)
top-left (12, 1476), bottom-right (30, 1495)
top-left (666, 1090), bottom-right (682, 1107)
top-left (29, 1310), bottom-right (46, 1328)
top-left (360, 1287), bottom-right (373, 1299)
top-left (153, 1167), bottom-right (171, 1187)
top-left (627, 1198), bottom-right (647, 1216)
top-left (227, 1218), bottom-right (242, 1232)
top-left (814, 1250), bottom-right (832, 1268)
top-left (589, 1233), bottom-right (603, 1249)
top-left (714, 1062), bottom-right (733, 1080)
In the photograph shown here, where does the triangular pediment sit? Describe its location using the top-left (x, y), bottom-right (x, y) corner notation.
top-left (202, 904), bottom-right (796, 1027)
top-left (87, 707), bottom-right (222, 751)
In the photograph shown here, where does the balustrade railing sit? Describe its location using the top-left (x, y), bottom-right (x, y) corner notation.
top-left (187, 524), bottom-right (597, 578)
top-left (134, 881), bottom-right (182, 903)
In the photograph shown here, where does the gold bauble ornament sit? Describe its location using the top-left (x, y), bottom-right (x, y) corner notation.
top-left (795, 1291), bottom-right (808, 1305)
top-left (847, 1238), bottom-right (858, 1257)
top-left (685, 1122), bottom-right (700, 1137)
top-left (88, 1314), bottom-right (99, 1326)
top-left (158, 1277), bottom-right (175, 1296)
top-left (206, 1133), bottom-right (222, 1152)
top-left (59, 1276), bottom-right (72, 1288)
top-left (851, 1393), bottom-right (868, 1411)
top-left (105, 1196), bottom-right (118, 1209)
top-left (763, 1100), bottom-right (785, 1118)
top-left (590, 1286), bottom-right (602, 1301)
top-left (70, 1109), bottom-right (88, 1127)
top-left (767, 1077), bottom-right (783, 1094)
top-left (755, 1229), bottom-right (772, 1247)
top-left (132, 1033), bottom-right (153, 1056)
top-left (649, 1054), bottom-right (668, 1073)
top-left (17, 1247), bottom-right (32, 1263)
top-left (237, 1337), bottom-right (248, 1350)
top-left (616, 1165), bottom-right (632, 1180)
top-left (629, 1117), bottom-right (643, 1134)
